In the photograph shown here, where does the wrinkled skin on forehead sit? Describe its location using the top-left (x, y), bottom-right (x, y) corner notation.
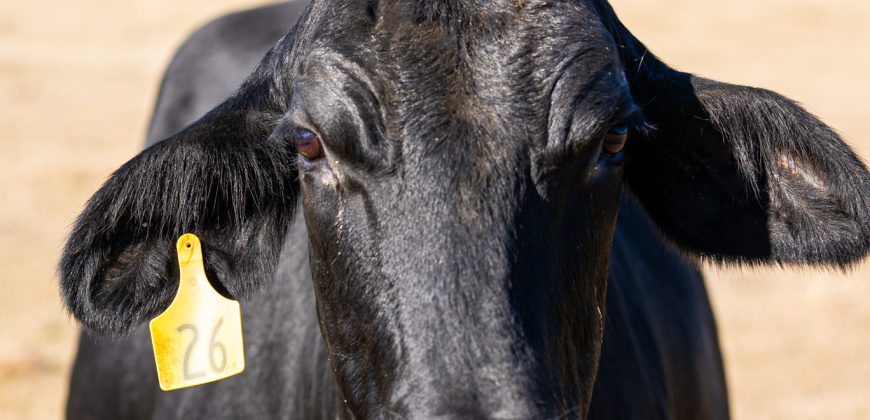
top-left (288, 2), bottom-right (633, 416)
top-left (59, 0), bottom-right (870, 419)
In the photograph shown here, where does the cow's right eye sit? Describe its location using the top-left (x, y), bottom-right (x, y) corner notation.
top-left (292, 128), bottom-right (323, 160)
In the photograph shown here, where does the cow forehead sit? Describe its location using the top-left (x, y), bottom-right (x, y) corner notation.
top-left (295, 0), bottom-right (622, 160)
top-left (303, 0), bottom-right (619, 98)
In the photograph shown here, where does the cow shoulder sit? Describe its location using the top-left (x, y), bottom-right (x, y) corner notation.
top-left (146, 1), bottom-right (306, 144)
top-left (589, 196), bottom-right (730, 420)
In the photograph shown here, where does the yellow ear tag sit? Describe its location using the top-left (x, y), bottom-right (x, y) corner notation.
top-left (149, 233), bottom-right (245, 391)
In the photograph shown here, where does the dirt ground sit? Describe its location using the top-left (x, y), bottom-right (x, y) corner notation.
top-left (0, 0), bottom-right (867, 418)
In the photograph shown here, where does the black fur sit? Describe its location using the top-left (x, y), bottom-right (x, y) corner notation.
top-left (59, 75), bottom-right (298, 336)
top-left (60, 1), bottom-right (869, 418)
top-left (595, 2), bottom-right (870, 266)
top-left (626, 71), bottom-right (870, 267)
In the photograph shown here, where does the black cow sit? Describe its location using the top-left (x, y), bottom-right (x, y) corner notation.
top-left (61, 1), bottom-right (870, 419)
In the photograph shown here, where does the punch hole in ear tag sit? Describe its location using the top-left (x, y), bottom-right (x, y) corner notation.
top-left (149, 233), bottom-right (245, 391)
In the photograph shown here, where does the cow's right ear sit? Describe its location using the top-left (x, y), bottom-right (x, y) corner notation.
top-left (59, 73), bottom-right (298, 338)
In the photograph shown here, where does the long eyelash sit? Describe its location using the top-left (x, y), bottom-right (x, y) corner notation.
top-left (268, 117), bottom-right (295, 143)
top-left (623, 105), bottom-right (654, 137)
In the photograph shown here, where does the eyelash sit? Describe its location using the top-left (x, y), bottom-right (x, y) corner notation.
top-left (600, 105), bottom-right (647, 160)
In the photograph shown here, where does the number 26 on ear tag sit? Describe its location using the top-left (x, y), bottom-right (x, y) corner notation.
top-left (149, 234), bottom-right (245, 391)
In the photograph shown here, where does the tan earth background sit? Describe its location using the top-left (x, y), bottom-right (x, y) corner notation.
top-left (1, 0), bottom-right (868, 418)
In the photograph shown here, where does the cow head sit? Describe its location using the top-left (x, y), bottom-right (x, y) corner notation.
top-left (60, 1), bottom-right (870, 417)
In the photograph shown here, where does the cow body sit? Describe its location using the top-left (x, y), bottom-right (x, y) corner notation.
top-left (68, 5), bottom-right (726, 419)
top-left (62, 1), bottom-right (868, 419)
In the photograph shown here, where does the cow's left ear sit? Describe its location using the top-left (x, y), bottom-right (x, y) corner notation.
top-left (622, 64), bottom-right (870, 268)
top-left (595, 1), bottom-right (870, 267)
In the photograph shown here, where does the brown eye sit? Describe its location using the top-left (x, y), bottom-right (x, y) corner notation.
top-left (292, 128), bottom-right (323, 160)
top-left (603, 124), bottom-right (629, 156)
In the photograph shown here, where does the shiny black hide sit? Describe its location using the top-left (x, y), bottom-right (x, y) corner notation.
top-left (62, 1), bottom-right (870, 419)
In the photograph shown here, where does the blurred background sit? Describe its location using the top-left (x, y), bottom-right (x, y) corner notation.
top-left (0, 0), bottom-right (867, 418)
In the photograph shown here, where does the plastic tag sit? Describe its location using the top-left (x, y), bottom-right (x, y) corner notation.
top-left (149, 233), bottom-right (245, 391)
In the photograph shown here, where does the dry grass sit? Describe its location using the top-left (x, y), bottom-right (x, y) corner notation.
top-left (0, 0), bottom-right (867, 418)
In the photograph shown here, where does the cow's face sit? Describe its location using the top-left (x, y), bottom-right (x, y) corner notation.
top-left (60, 1), bottom-right (870, 418)
top-left (283, 2), bottom-right (633, 416)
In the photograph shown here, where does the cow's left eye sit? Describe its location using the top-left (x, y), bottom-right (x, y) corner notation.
top-left (292, 128), bottom-right (323, 160)
top-left (603, 124), bottom-right (629, 156)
